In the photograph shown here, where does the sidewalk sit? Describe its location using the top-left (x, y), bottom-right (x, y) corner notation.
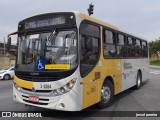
top-left (149, 65), bottom-right (160, 69)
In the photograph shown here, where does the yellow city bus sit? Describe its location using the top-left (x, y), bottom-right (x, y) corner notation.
top-left (8, 11), bottom-right (149, 111)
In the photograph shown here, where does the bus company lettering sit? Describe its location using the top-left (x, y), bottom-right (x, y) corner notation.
top-left (123, 62), bottom-right (133, 70)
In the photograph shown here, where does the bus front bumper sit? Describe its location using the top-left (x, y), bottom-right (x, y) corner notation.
top-left (13, 85), bottom-right (82, 111)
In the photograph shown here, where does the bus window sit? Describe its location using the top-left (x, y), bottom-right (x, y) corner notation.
top-left (135, 39), bottom-right (141, 49)
top-left (117, 34), bottom-right (125, 45)
top-left (135, 39), bottom-right (142, 57)
top-left (142, 41), bottom-right (147, 49)
top-left (117, 34), bottom-right (127, 57)
top-left (142, 41), bottom-right (148, 57)
top-left (104, 30), bottom-right (116, 44)
top-left (80, 36), bottom-right (99, 77)
top-left (127, 37), bottom-right (135, 57)
top-left (103, 30), bottom-right (116, 58)
top-left (45, 30), bottom-right (77, 68)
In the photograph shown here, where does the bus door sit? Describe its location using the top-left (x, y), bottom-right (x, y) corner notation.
top-left (80, 22), bottom-right (101, 109)
top-left (80, 35), bottom-right (101, 109)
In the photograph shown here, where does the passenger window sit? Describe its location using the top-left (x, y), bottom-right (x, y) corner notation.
top-left (127, 37), bottom-right (135, 57)
top-left (117, 34), bottom-right (125, 45)
top-left (135, 39), bottom-right (142, 57)
top-left (103, 30), bottom-right (116, 58)
top-left (142, 41), bottom-right (148, 57)
top-left (117, 46), bottom-right (127, 57)
top-left (142, 41), bottom-right (147, 49)
top-left (117, 34), bottom-right (127, 57)
top-left (135, 39), bottom-right (141, 49)
top-left (104, 44), bottom-right (116, 58)
top-left (127, 37), bottom-right (134, 47)
top-left (104, 30), bottom-right (116, 44)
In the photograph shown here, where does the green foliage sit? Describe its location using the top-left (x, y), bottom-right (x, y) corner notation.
top-left (150, 60), bottom-right (160, 66)
top-left (149, 38), bottom-right (160, 61)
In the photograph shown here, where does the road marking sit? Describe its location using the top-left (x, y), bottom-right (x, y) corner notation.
top-left (150, 71), bottom-right (160, 74)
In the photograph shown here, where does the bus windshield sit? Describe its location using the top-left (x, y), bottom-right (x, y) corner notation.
top-left (17, 30), bottom-right (77, 71)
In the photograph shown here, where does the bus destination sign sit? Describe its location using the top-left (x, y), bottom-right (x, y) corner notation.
top-left (25, 16), bottom-right (65, 29)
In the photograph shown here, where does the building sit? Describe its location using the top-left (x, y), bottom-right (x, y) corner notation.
top-left (0, 42), bottom-right (17, 69)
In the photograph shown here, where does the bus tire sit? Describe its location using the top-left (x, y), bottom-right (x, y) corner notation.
top-left (97, 80), bottom-right (114, 109)
top-left (135, 72), bottom-right (142, 90)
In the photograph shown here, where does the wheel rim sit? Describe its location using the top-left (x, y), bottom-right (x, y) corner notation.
top-left (101, 85), bottom-right (111, 103)
top-left (4, 75), bottom-right (9, 80)
top-left (137, 75), bottom-right (141, 87)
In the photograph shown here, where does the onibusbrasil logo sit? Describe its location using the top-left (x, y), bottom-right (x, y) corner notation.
top-left (1, 112), bottom-right (42, 118)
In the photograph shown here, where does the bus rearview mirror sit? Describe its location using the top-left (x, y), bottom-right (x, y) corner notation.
top-left (7, 37), bottom-right (11, 51)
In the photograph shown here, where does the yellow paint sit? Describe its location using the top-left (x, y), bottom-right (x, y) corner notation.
top-left (82, 59), bottom-right (123, 109)
top-left (82, 64), bottom-right (101, 109)
top-left (45, 64), bottom-right (70, 70)
top-left (84, 81), bottom-right (99, 108)
top-left (14, 75), bottom-right (34, 89)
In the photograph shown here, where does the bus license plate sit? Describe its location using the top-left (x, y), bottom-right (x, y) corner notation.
top-left (40, 84), bottom-right (52, 89)
top-left (29, 96), bottom-right (39, 102)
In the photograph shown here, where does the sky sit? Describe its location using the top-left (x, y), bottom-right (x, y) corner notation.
top-left (0, 0), bottom-right (160, 43)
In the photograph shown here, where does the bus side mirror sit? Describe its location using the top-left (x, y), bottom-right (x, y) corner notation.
top-left (7, 37), bottom-right (11, 51)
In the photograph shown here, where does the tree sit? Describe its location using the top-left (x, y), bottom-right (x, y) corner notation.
top-left (149, 38), bottom-right (160, 61)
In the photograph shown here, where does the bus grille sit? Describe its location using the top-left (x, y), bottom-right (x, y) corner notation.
top-left (21, 87), bottom-right (52, 93)
top-left (16, 75), bottom-right (60, 82)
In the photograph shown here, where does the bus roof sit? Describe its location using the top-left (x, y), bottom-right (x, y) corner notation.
top-left (74, 11), bottom-right (148, 41)
top-left (19, 11), bottom-right (148, 41)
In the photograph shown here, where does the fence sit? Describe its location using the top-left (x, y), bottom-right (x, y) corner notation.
top-left (150, 55), bottom-right (160, 61)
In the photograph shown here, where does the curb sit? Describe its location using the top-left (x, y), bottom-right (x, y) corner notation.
top-left (149, 65), bottom-right (160, 68)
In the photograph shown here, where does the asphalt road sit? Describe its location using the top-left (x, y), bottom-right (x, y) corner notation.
top-left (0, 67), bottom-right (160, 120)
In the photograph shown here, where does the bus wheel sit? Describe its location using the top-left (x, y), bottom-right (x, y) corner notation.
top-left (98, 80), bottom-right (114, 109)
top-left (135, 72), bottom-right (142, 90)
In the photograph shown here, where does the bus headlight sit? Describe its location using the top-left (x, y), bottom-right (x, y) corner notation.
top-left (66, 79), bottom-right (76, 89)
top-left (52, 79), bottom-right (76, 96)
top-left (60, 87), bottom-right (65, 94)
top-left (53, 90), bottom-right (58, 96)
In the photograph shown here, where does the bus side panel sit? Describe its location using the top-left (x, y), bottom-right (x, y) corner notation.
top-left (121, 58), bottom-right (149, 91)
top-left (141, 59), bottom-right (149, 82)
top-left (101, 59), bottom-right (123, 95)
top-left (82, 59), bottom-right (123, 109)
top-left (82, 64), bottom-right (101, 109)
top-left (122, 59), bottom-right (137, 90)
